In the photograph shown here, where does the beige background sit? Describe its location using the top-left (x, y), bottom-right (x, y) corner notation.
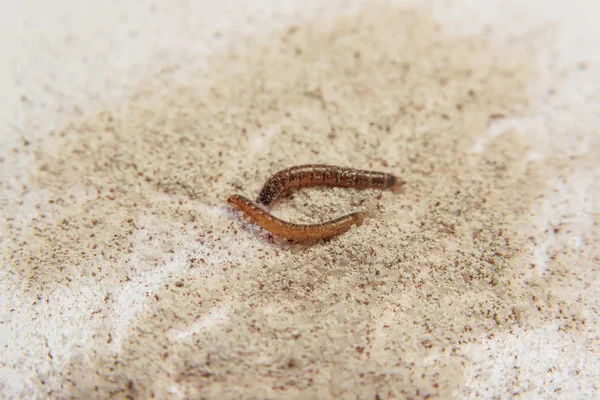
top-left (1, 0), bottom-right (599, 398)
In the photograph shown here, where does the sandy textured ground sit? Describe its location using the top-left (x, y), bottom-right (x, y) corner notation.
top-left (1, 1), bottom-right (599, 399)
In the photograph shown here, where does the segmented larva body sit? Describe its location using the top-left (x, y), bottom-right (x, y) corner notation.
top-left (258, 164), bottom-right (403, 206)
top-left (228, 195), bottom-right (364, 241)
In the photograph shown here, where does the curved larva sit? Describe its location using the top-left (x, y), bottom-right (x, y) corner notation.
top-left (258, 164), bottom-right (403, 206)
top-left (227, 195), bottom-right (364, 241)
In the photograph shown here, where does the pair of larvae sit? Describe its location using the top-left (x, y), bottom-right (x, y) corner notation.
top-left (227, 165), bottom-right (402, 241)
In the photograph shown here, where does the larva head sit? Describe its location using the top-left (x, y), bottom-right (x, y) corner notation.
top-left (258, 183), bottom-right (279, 206)
top-left (227, 194), bottom-right (246, 210)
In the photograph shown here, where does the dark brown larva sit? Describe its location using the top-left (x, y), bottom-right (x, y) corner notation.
top-left (258, 164), bottom-right (403, 206)
top-left (228, 194), bottom-right (364, 241)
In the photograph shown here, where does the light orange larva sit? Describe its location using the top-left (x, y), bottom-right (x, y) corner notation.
top-left (227, 194), bottom-right (364, 241)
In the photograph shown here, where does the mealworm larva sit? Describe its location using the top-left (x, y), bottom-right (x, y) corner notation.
top-left (227, 194), bottom-right (365, 241)
top-left (258, 164), bottom-right (404, 206)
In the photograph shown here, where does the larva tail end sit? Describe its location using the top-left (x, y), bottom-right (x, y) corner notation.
top-left (353, 212), bottom-right (366, 226)
top-left (387, 174), bottom-right (405, 192)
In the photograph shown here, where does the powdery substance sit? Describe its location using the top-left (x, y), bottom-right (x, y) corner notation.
top-left (1, 6), bottom-right (596, 399)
